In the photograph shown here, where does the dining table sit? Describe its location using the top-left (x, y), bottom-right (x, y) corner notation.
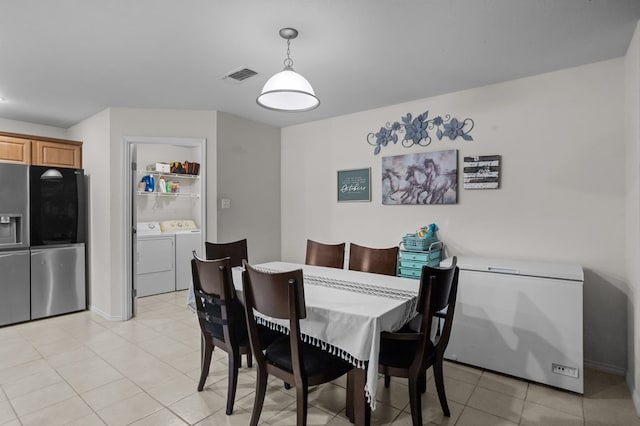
top-left (188, 261), bottom-right (420, 425)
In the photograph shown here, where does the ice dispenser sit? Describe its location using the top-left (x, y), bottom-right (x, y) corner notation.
top-left (0, 215), bottom-right (23, 247)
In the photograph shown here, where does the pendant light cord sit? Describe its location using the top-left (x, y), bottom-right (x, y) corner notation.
top-left (284, 39), bottom-right (294, 68)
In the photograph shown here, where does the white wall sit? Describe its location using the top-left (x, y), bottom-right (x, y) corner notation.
top-left (63, 108), bottom-right (282, 320)
top-left (0, 117), bottom-right (68, 139)
top-left (108, 108), bottom-right (218, 318)
top-left (68, 109), bottom-right (112, 318)
top-left (282, 59), bottom-right (628, 373)
top-left (216, 112), bottom-right (281, 263)
top-left (625, 21), bottom-right (640, 412)
top-left (69, 108), bottom-right (217, 319)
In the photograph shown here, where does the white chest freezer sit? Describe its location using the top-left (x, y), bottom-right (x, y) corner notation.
top-left (441, 256), bottom-right (584, 393)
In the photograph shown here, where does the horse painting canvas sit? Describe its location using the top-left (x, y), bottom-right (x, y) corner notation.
top-left (382, 149), bottom-right (458, 205)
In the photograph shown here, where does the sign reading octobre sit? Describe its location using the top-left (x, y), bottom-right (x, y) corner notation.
top-left (337, 168), bottom-right (371, 202)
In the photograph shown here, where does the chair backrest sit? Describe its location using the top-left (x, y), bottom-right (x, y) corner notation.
top-left (191, 254), bottom-right (243, 347)
top-left (242, 261), bottom-right (306, 321)
top-left (416, 256), bottom-right (459, 354)
top-left (305, 239), bottom-right (345, 269)
top-left (348, 243), bottom-right (399, 276)
top-left (242, 261), bottom-right (307, 374)
top-left (205, 238), bottom-right (248, 268)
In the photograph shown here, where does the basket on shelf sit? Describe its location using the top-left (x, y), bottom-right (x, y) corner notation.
top-left (401, 234), bottom-right (438, 250)
top-left (169, 161), bottom-right (201, 175)
top-left (398, 227), bottom-right (444, 279)
top-left (401, 223), bottom-right (439, 250)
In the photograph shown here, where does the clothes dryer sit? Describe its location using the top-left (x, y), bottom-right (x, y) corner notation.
top-left (160, 220), bottom-right (201, 291)
top-left (136, 222), bottom-right (175, 297)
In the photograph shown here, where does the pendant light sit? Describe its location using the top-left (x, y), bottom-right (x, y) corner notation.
top-left (257, 27), bottom-right (320, 112)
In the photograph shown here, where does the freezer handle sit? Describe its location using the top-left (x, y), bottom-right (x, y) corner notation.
top-left (0, 251), bottom-right (29, 258)
top-left (487, 266), bottom-right (520, 274)
top-left (30, 243), bottom-right (85, 254)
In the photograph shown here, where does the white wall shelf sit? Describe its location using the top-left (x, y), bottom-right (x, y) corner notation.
top-left (136, 191), bottom-right (199, 198)
top-left (136, 170), bottom-right (200, 180)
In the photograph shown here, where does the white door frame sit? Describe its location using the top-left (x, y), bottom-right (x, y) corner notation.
top-left (121, 136), bottom-right (206, 320)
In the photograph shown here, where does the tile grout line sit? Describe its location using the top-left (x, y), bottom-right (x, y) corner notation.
top-left (456, 368), bottom-right (482, 426)
top-left (1, 384), bottom-right (23, 426)
top-left (38, 329), bottom-right (108, 425)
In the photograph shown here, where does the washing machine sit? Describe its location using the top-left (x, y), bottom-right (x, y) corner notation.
top-left (160, 220), bottom-right (202, 291)
top-left (136, 222), bottom-right (175, 297)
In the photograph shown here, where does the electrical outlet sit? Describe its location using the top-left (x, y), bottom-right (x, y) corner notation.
top-left (552, 363), bottom-right (579, 378)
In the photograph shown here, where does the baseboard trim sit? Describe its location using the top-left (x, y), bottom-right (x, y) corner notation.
top-left (584, 358), bottom-right (626, 376)
top-left (586, 360), bottom-right (639, 416)
top-left (88, 305), bottom-right (121, 321)
top-left (631, 383), bottom-right (640, 417)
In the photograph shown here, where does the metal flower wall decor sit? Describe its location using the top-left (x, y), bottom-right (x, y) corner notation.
top-left (367, 111), bottom-right (474, 155)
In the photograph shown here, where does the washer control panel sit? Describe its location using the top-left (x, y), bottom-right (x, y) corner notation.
top-left (160, 220), bottom-right (198, 233)
top-left (137, 222), bottom-right (162, 235)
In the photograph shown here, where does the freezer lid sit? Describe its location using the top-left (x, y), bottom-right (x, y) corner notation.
top-left (441, 256), bottom-right (584, 282)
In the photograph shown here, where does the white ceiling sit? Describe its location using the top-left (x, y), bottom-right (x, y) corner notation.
top-left (0, 0), bottom-right (639, 129)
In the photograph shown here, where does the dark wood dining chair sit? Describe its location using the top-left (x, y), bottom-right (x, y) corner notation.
top-left (305, 239), bottom-right (346, 269)
top-left (191, 254), bottom-right (252, 415)
top-left (242, 261), bottom-right (354, 426)
top-left (377, 257), bottom-right (459, 426)
top-left (348, 243), bottom-right (399, 276)
top-left (205, 238), bottom-right (248, 267)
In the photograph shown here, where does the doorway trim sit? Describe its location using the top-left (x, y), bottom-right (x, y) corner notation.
top-left (122, 136), bottom-right (206, 320)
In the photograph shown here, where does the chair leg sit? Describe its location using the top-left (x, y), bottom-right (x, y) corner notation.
top-left (408, 374), bottom-right (423, 426)
top-left (433, 356), bottom-right (450, 417)
top-left (384, 374), bottom-right (391, 388)
top-left (198, 334), bottom-right (214, 391)
top-left (296, 383), bottom-right (309, 426)
top-left (284, 381), bottom-right (291, 390)
top-left (246, 351), bottom-right (253, 368)
top-left (250, 366), bottom-right (268, 426)
top-left (226, 351), bottom-right (240, 415)
top-left (419, 371), bottom-right (427, 394)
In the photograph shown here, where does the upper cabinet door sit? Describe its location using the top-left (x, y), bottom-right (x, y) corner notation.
top-left (0, 135), bottom-right (31, 164)
top-left (31, 140), bottom-right (82, 168)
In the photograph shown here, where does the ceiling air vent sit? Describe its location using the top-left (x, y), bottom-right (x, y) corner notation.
top-left (223, 67), bottom-right (258, 82)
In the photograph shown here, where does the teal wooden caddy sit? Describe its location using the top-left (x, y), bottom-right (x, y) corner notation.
top-left (397, 232), bottom-right (443, 279)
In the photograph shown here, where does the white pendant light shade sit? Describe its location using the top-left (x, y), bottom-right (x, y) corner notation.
top-left (257, 67), bottom-right (319, 112)
top-left (257, 27), bottom-right (320, 112)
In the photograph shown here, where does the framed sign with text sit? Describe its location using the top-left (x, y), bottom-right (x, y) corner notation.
top-left (337, 168), bottom-right (371, 202)
top-left (463, 155), bottom-right (501, 189)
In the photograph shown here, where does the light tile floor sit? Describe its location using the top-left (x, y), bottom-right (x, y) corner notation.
top-left (0, 290), bottom-right (638, 425)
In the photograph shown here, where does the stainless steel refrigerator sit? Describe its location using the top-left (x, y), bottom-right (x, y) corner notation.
top-left (0, 163), bottom-right (30, 326)
top-left (29, 165), bottom-right (86, 320)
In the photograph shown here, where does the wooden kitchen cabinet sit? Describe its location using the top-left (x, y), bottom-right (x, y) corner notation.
top-left (31, 139), bottom-right (82, 168)
top-left (0, 131), bottom-right (82, 168)
top-left (0, 135), bottom-right (31, 164)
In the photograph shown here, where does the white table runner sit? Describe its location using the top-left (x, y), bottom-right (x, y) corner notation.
top-left (236, 262), bottom-right (419, 410)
